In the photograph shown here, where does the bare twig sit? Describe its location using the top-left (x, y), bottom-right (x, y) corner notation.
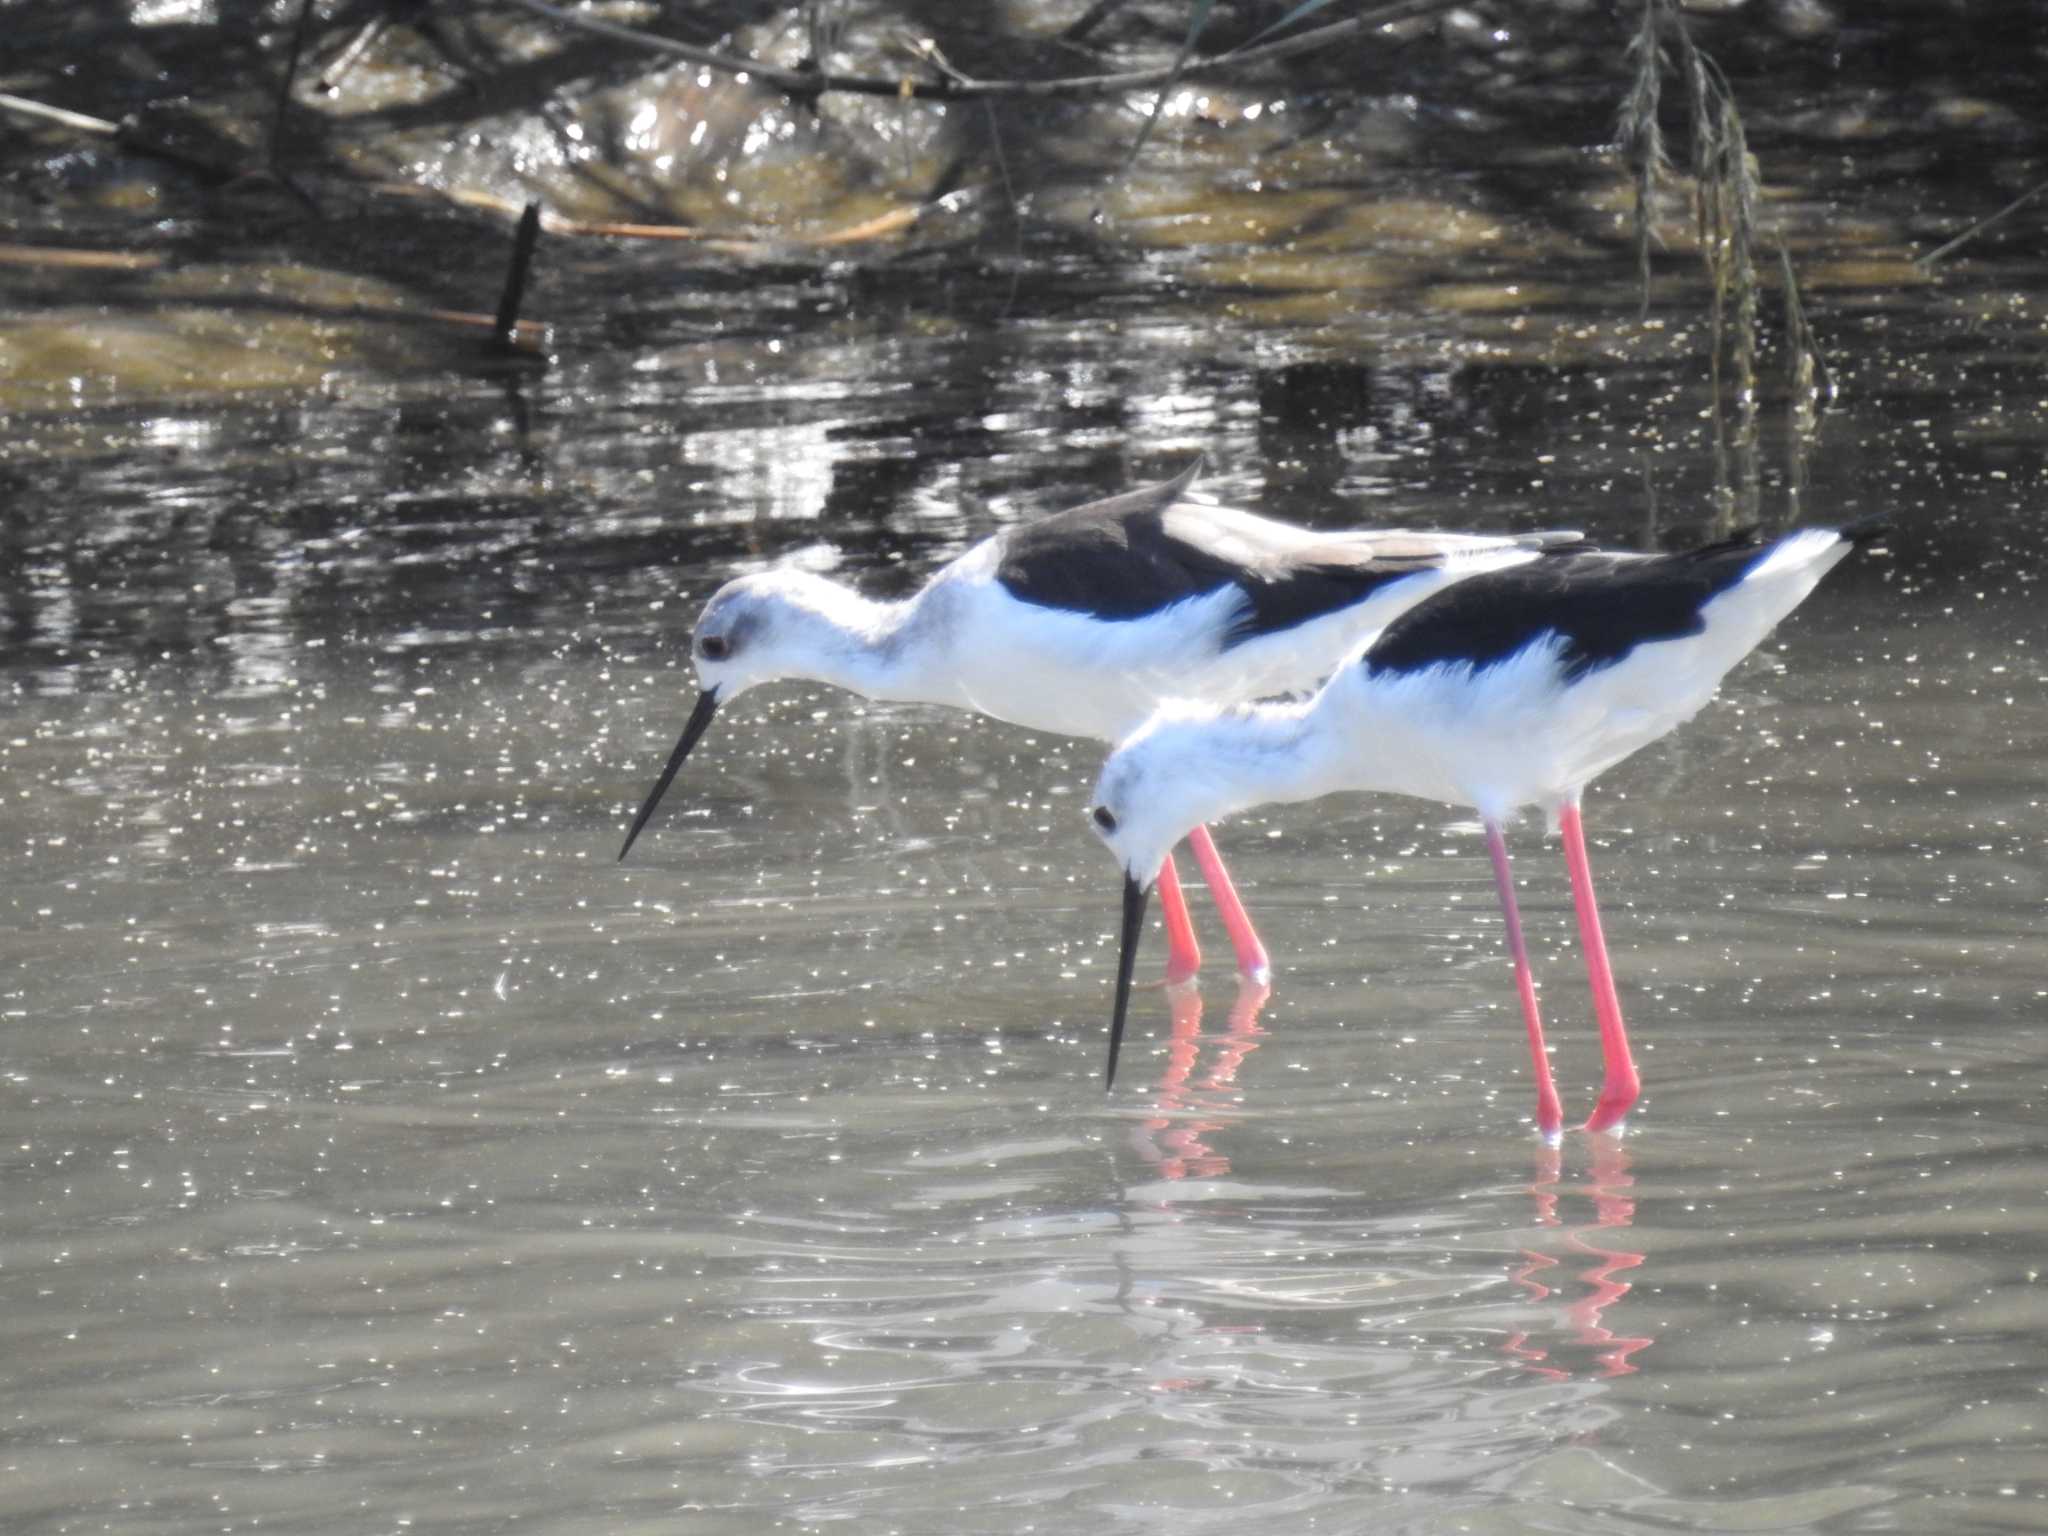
top-left (364, 179), bottom-right (950, 246)
top-left (318, 15), bottom-right (394, 94)
top-left (423, 309), bottom-right (548, 349)
top-left (1062, 0), bottom-right (1132, 44)
top-left (1917, 176), bottom-right (2048, 268)
top-left (1116, 0), bottom-right (1215, 176)
top-left (0, 77), bottom-right (956, 253)
top-left (273, 0), bottom-right (320, 160)
top-left (498, 0), bottom-right (1460, 102)
top-left (0, 243), bottom-right (161, 271)
top-left (0, 91), bottom-right (121, 137)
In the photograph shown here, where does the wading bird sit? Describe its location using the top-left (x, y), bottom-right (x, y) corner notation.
top-left (620, 461), bottom-right (1579, 981)
top-left (1087, 521), bottom-right (1883, 1134)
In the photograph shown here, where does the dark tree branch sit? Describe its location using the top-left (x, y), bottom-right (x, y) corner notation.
top-left (498, 0), bottom-right (1461, 102)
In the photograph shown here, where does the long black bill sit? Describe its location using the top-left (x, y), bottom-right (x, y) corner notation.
top-left (617, 687), bottom-right (721, 861)
top-left (1104, 873), bottom-right (1151, 1091)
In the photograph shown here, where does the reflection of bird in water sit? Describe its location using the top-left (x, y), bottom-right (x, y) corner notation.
top-left (1090, 521), bottom-right (1884, 1131)
top-left (618, 459), bottom-right (1581, 985)
top-left (1505, 1136), bottom-right (1652, 1379)
top-left (1126, 979), bottom-right (1270, 1181)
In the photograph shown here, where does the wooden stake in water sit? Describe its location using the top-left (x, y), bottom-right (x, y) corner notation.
top-left (493, 202), bottom-right (543, 354)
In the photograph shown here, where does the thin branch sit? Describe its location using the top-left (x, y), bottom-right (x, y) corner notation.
top-left (367, 179), bottom-right (958, 247)
top-left (1062, 0), bottom-right (1132, 44)
top-left (497, 0), bottom-right (1462, 102)
top-left (0, 243), bottom-right (161, 271)
top-left (0, 91), bottom-right (121, 136)
top-left (274, 0), bottom-right (319, 151)
top-left (1116, 0), bottom-right (1215, 176)
top-left (318, 13), bottom-right (395, 95)
top-left (1917, 176), bottom-right (2048, 268)
top-left (0, 91), bottom-right (246, 183)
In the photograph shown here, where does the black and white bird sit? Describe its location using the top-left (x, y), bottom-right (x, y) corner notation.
top-left (619, 461), bottom-right (1580, 982)
top-left (1087, 520), bottom-right (1884, 1134)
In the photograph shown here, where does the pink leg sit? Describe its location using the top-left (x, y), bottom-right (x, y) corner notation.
top-left (1185, 824), bottom-right (1271, 983)
top-left (1485, 819), bottom-right (1566, 1142)
top-left (1558, 801), bottom-right (1641, 1135)
top-left (1156, 851), bottom-right (1202, 985)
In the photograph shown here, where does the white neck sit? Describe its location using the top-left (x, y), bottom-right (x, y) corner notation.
top-left (765, 576), bottom-right (929, 701)
top-left (1171, 668), bottom-right (1466, 829)
top-left (1180, 699), bottom-right (1358, 824)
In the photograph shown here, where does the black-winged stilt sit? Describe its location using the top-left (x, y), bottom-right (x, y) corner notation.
top-left (1087, 520), bottom-right (1884, 1134)
top-left (619, 461), bottom-right (1580, 982)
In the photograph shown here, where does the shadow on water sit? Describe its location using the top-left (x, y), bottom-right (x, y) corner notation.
top-left (4, 8), bottom-right (2048, 1534)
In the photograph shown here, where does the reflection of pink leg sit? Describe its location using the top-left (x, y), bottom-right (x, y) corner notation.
top-left (1186, 824), bottom-right (1271, 983)
top-left (1568, 1135), bottom-right (1653, 1376)
top-left (1163, 982), bottom-right (1206, 1092)
top-left (1504, 1142), bottom-right (1566, 1377)
top-left (1558, 803), bottom-right (1640, 1135)
top-left (1130, 982), bottom-right (1204, 1176)
top-left (1485, 819), bottom-right (1565, 1141)
top-left (1157, 852), bottom-right (1202, 984)
top-left (1203, 978), bottom-right (1269, 1089)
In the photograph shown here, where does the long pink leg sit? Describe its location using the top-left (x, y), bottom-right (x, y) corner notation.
top-left (1156, 851), bottom-right (1202, 984)
top-left (1558, 801), bottom-right (1641, 1135)
top-left (1485, 818), bottom-right (1566, 1142)
top-left (1185, 824), bottom-right (1271, 983)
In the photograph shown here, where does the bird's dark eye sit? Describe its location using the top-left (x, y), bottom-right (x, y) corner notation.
top-left (697, 634), bottom-right (730, 662)
top-left (1091, 805), bottom-right (1118, 833)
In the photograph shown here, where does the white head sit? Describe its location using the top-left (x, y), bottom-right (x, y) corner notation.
top-left (1086, 702), bottom-right (1287, 1090)
top-left (618, 569), bottom-right (883, 861)
top-left (1085, 706), bottom-right (1250, 893)
top-left (687, 568), bottom-right (873, 701)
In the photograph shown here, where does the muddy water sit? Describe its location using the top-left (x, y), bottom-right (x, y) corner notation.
top-left (6, 50), bottom-right (2048, 1536)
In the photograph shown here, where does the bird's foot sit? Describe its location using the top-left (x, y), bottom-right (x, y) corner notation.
top-left (1581, 1095), bottom-right (1634, 1137)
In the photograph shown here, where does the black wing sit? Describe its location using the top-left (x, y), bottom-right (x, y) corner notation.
top-left (1362, 532), bottom-right (1778, 682)
top-left (991, 460), bottom-right (1225, 621)
top-left (994, 463), bottom-right (1566, 643)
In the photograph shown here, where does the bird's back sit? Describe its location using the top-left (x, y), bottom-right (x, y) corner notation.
top-left (994, 474), bottom-right (1572, 647)
top-left (1362, 524), bottom-right (1876, 681)
top-left (1347, 525), bottom-right (1872, 813)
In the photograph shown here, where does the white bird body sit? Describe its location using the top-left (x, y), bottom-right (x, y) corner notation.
top-left (1089, 521), bottom-right (1880, 1131)
top-left (721, 521), bottom-right (1552, 744)
top-left (1096, 526), bottom-right (1861, 846)
top-left (621, 462), bottom-right (1582, 987)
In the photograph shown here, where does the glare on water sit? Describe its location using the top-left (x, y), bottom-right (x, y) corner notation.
top-left (5, 70), bottom-right (2048, 1536)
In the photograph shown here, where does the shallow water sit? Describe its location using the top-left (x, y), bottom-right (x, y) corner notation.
top-left (7, 366), bottom-right (2045, 1533)
top-left (7, 25), bottom-right (2048, 1533)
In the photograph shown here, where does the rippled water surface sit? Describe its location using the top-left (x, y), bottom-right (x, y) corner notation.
top-left (6, 36), bottom-right (2048, 1532)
